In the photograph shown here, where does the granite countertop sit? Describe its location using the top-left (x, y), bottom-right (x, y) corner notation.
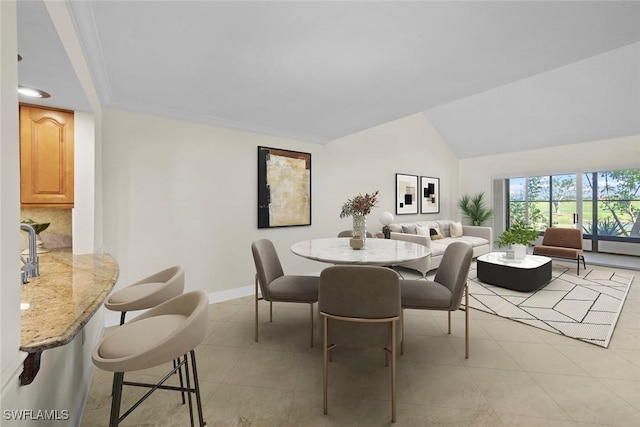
top-left (20, 248), bottom-right (119, 353)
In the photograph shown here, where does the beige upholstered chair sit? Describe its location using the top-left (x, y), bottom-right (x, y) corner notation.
top-left (93, 290), bottom-right (209, 427)
top-left (400, 241), bottom-right (473, 359)
top-left (319, 266), bottom-right (401, 423)
top-left (105, 265), bottom-right (185, 325)
top-left (533, 227), bottom-right (586, 274)
top-left (337, 230), bottom-right (373, 238)
top-left (252, 239), bottom-right (319, 347)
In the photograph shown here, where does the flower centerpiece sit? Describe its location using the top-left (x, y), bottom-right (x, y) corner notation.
top-left (339, 190), bottom-right (379, 248)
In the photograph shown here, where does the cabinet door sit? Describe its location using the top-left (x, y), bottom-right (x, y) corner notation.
top-left (20, 105), bottom-right (74, 208)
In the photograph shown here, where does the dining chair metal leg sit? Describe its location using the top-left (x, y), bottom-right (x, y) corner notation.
top-left (270, 301), bottom-right (273, 322)
top-left (400, 309), bottom-right (404, 356)
top-left (254, 275), bottom-right (259, 342)
top-left (309, 302), bottom-right (314, 348)
top-left (391, 319), bottom-right (397, 423)
top-left (323, 316), bottom-right (329, 415)
top-left (464, 283), bottom-right (469, 359)
top-left (447, 311), bottom-right (451, 334)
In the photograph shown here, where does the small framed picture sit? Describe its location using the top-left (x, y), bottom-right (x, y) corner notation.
top-left (420, 176), bottom-right (440, 214)
top-left (396, 173), bottom-right (419, 215)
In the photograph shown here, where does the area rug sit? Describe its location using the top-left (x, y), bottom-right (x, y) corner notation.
top-left (466, 262), bottom-right (634, 347)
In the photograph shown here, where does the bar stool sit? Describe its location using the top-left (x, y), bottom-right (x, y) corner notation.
top-left (105, 265), bottom-right (185, 325)
top-left (104, 266), bottom-right (186, 403)
top-left (92, 290), bottom-right (209, 427)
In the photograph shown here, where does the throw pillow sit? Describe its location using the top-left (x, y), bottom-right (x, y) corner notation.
top-left (402, 224), bottom-right (417, 234)
top-left (416, 225), bottom-right (430, 236)
top-left (430, 226), bottom-right (444, 240)
top-left (450, 221), bottom-right (463, 238)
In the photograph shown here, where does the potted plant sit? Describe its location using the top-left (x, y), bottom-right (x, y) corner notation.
top-left (458, 192), bottom-right (493, 226)
top-left (496, 219), bottom-right (539, 259)
top-left (340, 190), bottom-right (379, 248)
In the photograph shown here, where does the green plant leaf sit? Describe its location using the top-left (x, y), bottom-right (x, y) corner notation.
top-left (458, 192), bottom-right (493, 226)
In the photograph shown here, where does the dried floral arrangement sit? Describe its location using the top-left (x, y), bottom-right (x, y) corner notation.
top-left (339, 190), bottom-right (380, 218)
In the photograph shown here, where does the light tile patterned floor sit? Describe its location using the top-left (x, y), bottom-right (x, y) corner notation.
top-left (81, 262), bottom-right (640, 426)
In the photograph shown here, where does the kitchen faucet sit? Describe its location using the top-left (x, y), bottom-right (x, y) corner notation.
top-left (20, 223), bottom-right (39, 284)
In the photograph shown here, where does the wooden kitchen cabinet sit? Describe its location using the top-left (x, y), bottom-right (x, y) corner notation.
top-left (20, 105), bottom-right (74, 208)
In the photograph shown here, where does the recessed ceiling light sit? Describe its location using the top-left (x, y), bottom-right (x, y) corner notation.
top-left (18, 86), bottom-right (50, 99)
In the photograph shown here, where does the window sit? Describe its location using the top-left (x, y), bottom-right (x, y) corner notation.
top-left (506, 168), bottom-right (640, 251)
top-left (591, 169), bottom-right (640, 239)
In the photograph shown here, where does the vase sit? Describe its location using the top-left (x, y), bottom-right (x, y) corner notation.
top-left (350, 214), bottom-right (367, 249)
top-left (513, 244), bottom-right (527, 259)
top-left (352, 214), bottom-right (367, 239)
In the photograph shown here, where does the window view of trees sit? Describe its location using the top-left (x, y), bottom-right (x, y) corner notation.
top-left (508, 176), bottom-right (546, 231)
top-left (586, 169), bottom-right (640, 238)
top-left (507, 168), bottom-right (640, 244)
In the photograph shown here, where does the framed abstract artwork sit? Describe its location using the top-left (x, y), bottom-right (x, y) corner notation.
top-left (257, 146), bottom-right (311, 228)
top-left (396, 173), bottom-right (419, 215)
top-left (420, 176), bottom-right (440, 214)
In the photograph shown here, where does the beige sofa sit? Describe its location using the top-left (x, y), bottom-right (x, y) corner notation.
top-left (387, 220), bottom-right (492, 276)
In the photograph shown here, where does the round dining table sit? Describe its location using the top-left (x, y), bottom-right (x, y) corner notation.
top-left (290, 237), bottom-right (430, 266)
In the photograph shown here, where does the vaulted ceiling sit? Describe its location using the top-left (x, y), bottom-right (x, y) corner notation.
top-left (16, 1), bottom-right (640, 158)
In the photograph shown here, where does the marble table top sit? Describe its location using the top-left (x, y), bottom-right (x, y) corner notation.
top-left (291, 237), bottom-right (429, 266)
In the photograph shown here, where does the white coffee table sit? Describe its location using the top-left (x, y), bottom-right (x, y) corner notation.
top-left (477, 252), bottom-right (552, 291)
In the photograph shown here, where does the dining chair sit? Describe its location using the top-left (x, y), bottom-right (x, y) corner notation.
top-left (400, 241), bottom-right (473, 359)
top-left (319, 265), bottom-right (401, 423)
top-left (252, 239), bottom-right (319, 347)
top-left (92, 290), bottom-right (209, 427)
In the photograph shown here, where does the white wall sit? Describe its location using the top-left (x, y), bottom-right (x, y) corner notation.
top-left (100, 110), bottom-right (457, 294)
top-left (72, 111), bottom-right (95, 254)
top-left (324, 112), bottom-right (460, 227)
top-left (101, 109), bottom-right (323, 294)
top-left (0, 0), bottom-right (23, 396)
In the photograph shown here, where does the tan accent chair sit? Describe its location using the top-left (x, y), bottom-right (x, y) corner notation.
top-left (319, 266), bottom-right (401, 423)
top-left (252, 239), bottom-right (319, 347)
top-left (105, 265), bottom-right (185, 325)
top-left (533, 227), bottom-right (586, 274)
top-left (400, 241), bottom-right (473, 359)
top-left (92, 290), bottom-right (209, 427)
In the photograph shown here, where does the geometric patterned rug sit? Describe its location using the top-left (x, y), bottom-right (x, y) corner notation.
top-left (466, 262), bottom-right (634, 348)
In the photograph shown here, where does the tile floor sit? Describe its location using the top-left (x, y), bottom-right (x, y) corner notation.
top-left (81, 261), bottom-right (639, 426)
